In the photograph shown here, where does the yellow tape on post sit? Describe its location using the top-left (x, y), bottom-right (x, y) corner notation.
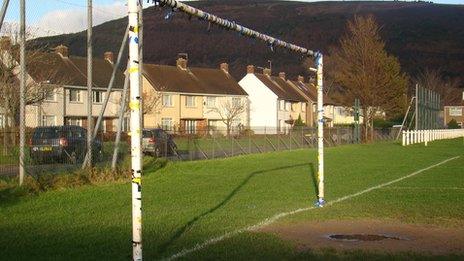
top-left (129, 101), bottom-right (140, 110)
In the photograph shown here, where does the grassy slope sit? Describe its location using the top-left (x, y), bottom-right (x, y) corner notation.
top-left (0, 139), bottom-right (463, 260)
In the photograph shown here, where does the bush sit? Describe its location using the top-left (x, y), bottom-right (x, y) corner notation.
top-left (239, 128), bottom-right (255, 136)
top-left (373, 118), bottom-right (395, 129)
top-left (447, 119), bottom-right (460, 129)
top-left (293, 115), bottom-right (306, 129)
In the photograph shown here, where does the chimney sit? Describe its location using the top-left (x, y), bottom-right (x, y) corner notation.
top-left (220, 62), bottom-right (229, 73)
top-left (247, 65), bottom-right (255, 74)
top-left (176, 53), bottom-right (188, 70)
top-left (279, 72), bottom-right (286, 80)
top-left (0, 36), bottom-right (11, 50)
top-left (104, 51), bottom-right (114, 63)
top-left (297, 75), bottom-right (304, 82)
top-left (55, 45), bottom-right (69, 58)
top-left (263, 68), bottom-right (272, 76)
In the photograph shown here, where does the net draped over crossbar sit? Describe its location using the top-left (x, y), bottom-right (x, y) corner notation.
top-left (152, 0), bottom-right (318, 57)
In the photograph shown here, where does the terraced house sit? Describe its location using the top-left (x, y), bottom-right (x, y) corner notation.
top-left (141, 55), bottom-right (248, 134)
top-left (0, 40), bottom-right (125, 131)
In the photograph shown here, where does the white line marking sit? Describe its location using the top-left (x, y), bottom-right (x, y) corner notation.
top-left (164, 156), bottom-right (460, 260)
top-left (381, 187), bottom-right (464, 190)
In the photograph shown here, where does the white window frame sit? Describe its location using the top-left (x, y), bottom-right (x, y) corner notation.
top-left (42, 115), bottom-right (56, 126)
top-left (69, 89), bottom-right (82, 103)
top-left (67, 118), bottom-right (83, 127)
top-left (185, 96), bottom-right (196, 108)
top-left (162, 94), bottom-right (173, 107)
top-left (161, 117), bottom-right (173, 131)
top-left (302, 102), bottom-right (306, 112)
top-left (92, 91), bottom-right (105, 104)
top-left (279, 100), bottom-right (285, 111)
top-left (206, 96), bottom-right (216, 108)
top-left (285, 102), bottom-right (291, 111)
top-left (232, 97), bottom-right (241, 107)
top-left (184, 120), bottom-right (196, 134)
top-left (0, 114), bottom-right (5, 128)
top-left (44, 89), bottom-right (56, 102)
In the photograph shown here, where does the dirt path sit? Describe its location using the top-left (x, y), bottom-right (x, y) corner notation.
top-left (260, 219), bottom-right (464, 255)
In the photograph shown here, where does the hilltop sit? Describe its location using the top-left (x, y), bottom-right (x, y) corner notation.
top-left (31, 0), bottom-right (464, 87)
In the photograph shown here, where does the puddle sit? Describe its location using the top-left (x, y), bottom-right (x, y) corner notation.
top-left (328, 234), bottom-right (404, 242)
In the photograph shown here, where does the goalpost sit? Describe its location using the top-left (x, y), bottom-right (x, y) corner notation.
top-left (127, 0), bottom-right (325, 259)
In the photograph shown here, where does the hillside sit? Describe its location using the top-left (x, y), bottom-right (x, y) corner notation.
top-left (30, 0), bottom-right (464, 87)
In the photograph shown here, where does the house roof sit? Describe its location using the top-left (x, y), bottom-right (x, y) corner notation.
top-left (254, 74), bottom-right (306, 102)
top-left (288, 80), bottom-right (337, 105)
top-left (142, 64), bottom-right (247, 96)
top-left (17, 51), bottom-right (125, 89)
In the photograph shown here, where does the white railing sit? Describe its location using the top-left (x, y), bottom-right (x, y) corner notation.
top-left (402, 129), bottom-right (464, 146)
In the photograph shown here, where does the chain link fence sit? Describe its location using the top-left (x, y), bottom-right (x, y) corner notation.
top-left (0, 125), bottom-right (399, 177)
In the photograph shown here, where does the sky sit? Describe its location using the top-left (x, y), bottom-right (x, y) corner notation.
top-left (2, 0), bottom-right (463, 37)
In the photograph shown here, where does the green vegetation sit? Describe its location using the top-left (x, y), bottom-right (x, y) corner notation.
top-left (447, 119), bottom-right (460, 129)
top-left (1, 139), bottom-right (463, 260)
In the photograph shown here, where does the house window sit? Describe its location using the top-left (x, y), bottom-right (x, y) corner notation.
top-left (184, 120), bottom-right (196, 134)
top-left (185, 96), bottom-right (196, 107)
top-left (208, 120), bottom-right (218, 130)
top-left (291, 103), bottom-right (296, 112)
top-left (44, 89), bottom-right (56, 102)
top-left (285, 102), bottom-right (291, 111)
top-left (42, 115), bottom-right (56, 126)
top-left (69, 90), bottom-right (81, 102)
top-left (162, 94), bottom-right (173, 107)
top-left (93, 91), bottom-right (104, 103)
top-left (66, 118), bottom-right (82, 127)
top-left (161, 118), bottom-right (173, 131)
top-left (279, 100), bottom-right (285, 111)
top-left (302, 103), bottom-right (306, 112)
top-left (0, 114), bottom-right (5, 128)
top-left (232, 118), bottom-right (241, 127)
top-left (206, 96), bottom-right (216, 108)
top-left (232, 97), bottom-right (241, 107)
top-left (123, 116), bottom-right (130, 132)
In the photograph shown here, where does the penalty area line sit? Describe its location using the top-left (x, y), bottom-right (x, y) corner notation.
top-left (164, 155), bottom-right (460, 260)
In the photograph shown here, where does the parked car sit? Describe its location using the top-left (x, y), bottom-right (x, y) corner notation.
top-left (29, 125), bottom-right (103, 164)
top-left (142, 128), bottom-right (177, 157)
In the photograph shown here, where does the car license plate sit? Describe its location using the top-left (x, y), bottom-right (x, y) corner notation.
top-left (39, 146), bottom-right (52, 152)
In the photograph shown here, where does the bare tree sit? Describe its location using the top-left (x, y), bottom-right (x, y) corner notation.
top-left (415, 68), bottom-right (460, 105)
top-left (0, 31), bottom-right (67, 148)
top-left (125, 88), bottom-right (163, 116)
top-left (208, 98), bottom-right (246, 137)
top-left (327, 15), bottom-right (408, 141)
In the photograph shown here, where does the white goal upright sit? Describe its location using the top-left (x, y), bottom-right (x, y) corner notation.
top-left (127, 0), bottom-right (326, 259)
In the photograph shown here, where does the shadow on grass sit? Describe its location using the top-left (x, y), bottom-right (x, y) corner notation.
top-left (309, 163), bottom-right (319, 198)
top-left (158, 162), bottom-right (313, 256)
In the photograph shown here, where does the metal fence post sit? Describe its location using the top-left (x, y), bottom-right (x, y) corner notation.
top-left (18, 0), bottom-right (25, 185)
top-left (86, 0), bottom-right (93, 169)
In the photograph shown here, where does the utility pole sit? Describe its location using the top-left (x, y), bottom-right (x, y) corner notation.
top-left (415, 84), bottom-right (419, 130)
top-left (0, 0), bottom-right (10, 32)
top-left (87, 0), bottom-right (93, 168)
top-left (128, 0), bottom-right (143, 260)
top-left (18, 0), bottom-right (25, 185)
top-left (354, 98), bottom-right (360, 143)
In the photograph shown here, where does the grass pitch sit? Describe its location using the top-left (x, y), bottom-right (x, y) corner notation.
top-left (0, 139), bottom-right (463, 260)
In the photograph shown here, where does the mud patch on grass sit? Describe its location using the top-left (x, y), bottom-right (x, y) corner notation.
top-left (260, 220), bottom-right (464, 255)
